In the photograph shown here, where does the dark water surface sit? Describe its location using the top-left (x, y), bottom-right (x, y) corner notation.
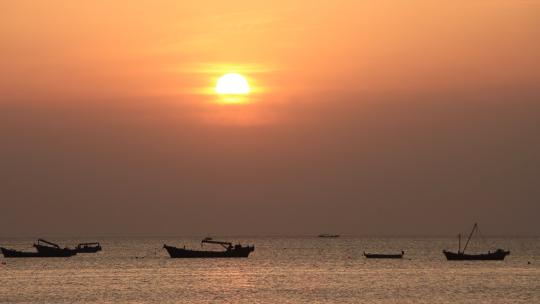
top-left (1, 237), bottom-right (538, 303)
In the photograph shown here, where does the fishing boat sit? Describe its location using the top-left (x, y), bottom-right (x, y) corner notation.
top-left (443, 223), bottom-right (510, 261)
top-left (1, 239), bottom-right (77, 258)
top-left (0, 247), bottom-right (41, 258)
top-left (33, 239), bottom-right (77, 257)
top-left (364, 251), bottom-right (405, 259)
top-left (163, 238), bottom-right (254, 258)
top-left (318, 234), bottom-right (340, 238)
top-left (75, 242), bottom-right (102, 253)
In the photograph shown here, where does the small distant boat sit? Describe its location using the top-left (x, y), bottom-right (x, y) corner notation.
top-left (163, 238), bottom-right (254, 258)
top-left (364, 251), bottom-right (405, 259)
top-left (33, 239), bottom-right (77, 257)
top-left (75, 242), bottom-right (102, 253)
top-left (443, 223), bottom-right (510, 261)
top-left (318, 234), bottom-right (340, 238)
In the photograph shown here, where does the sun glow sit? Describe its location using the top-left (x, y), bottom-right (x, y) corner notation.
top-left (215, 73), bottom-right (250, 95)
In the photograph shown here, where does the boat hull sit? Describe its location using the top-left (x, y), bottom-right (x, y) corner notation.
top-left (1, 247), bottom-right (42, 258)
top-left (1, 247), bottom-right (76, 258)
top-left (163, 244), bottom-right (254, 258)
top-left (443, 249), bottom-right (509, 261)
top-left (34, 244), bottom-right (77, 257)
top-left (318, 234), bottom-right (340, 238)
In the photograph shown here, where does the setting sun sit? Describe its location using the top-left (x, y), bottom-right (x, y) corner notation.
top-left (215, 73), bottom-right (250, 95)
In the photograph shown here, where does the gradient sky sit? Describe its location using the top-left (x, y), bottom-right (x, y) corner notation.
top-left (1, 0), bottom-right (539, 236)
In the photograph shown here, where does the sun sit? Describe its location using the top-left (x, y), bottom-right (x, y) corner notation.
top-left (215, 73), bottom-right (250, 95)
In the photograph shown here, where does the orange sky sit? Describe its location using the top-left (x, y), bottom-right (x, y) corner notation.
top-left (2, 1), bottom-right (539, 103)
top-left (1, 1), bottom-right (539, 236)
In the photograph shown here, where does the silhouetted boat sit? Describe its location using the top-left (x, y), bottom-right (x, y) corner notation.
top-left (0, 247), bottom-right (41, 258)
top-left (443, 223), bottom-right (510, 261)
top-left (75, 242), bottom-right (102, 253)
top-left (33, 239), bottom-right (77, 257)
top-left (163, 238), bottom-right (254, 258)
top-left (318, 234), bottom-right (340, 238)
top-left (364, 251), bottom-right (405, 259)
top-left (1, 239), bottom-right (77, 258)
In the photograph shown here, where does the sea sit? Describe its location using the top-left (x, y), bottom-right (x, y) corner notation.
top-left (0, 236), bottom-right (538, 303)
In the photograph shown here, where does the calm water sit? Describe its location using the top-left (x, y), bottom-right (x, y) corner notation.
top-left (0, 237), bottom-right (538, 303)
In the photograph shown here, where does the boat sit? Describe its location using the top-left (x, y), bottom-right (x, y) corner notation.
top-left (443, 223), bottom-right (510, 261)
top-left (33, 239), bottom-right (77, 257)
top-left (163, 238), bottom-right (255, 258)
top-left (0, 247), bottom-right (42, 258)
top-left (318, 234), bottom-right (340, 238)
top-left (364, 251), bottom-right (404, 259)
top-left (1, 239), bottom-right (77, 258)
top-left (75, 242), bottom-right (102, 253)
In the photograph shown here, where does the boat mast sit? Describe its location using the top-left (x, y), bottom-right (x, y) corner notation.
top-left (458, 233), bottom-right (461, 253)
top-left (37, 239), bottom-right (61, 249)
top-left (462, 223), bottom-right (478, 254)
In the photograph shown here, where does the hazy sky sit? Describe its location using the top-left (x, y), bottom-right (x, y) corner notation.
top-left (1, 1), bottom-right (539, 236)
